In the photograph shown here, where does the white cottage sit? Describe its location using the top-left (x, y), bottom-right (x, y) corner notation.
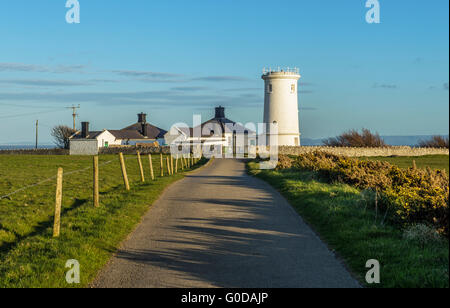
top-left (69, 113), bottom-right (167, 154)
top-left (165, 106), bottom-right (256, 155)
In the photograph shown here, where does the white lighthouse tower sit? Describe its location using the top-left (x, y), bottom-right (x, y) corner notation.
top-left (262, 67), bottom-right (301, 146)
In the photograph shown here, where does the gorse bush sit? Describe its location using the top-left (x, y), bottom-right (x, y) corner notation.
top-left (277, 152), bottom-right (449, 237)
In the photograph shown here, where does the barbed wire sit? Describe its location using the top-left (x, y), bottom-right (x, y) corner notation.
top-left (0, 153), bottom-right (188, 201)
top-left (0, 158), bottom-right (115, 200)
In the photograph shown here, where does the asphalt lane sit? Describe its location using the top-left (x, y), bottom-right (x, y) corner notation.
top-left (92, 158), bottom-right (360, 288)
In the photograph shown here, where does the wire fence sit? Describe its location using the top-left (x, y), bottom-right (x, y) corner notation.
top-left (0, 152), bottom-right (204, 238)
top-left (0, 159), bottom-right (115, 200)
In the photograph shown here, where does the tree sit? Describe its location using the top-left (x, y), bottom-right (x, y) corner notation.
top-left (418, 136), bottom-right (449, 148)
top-left (52, 125), bottom-right (76, 149)
top-left (323, 128), bottom-right (386, 147)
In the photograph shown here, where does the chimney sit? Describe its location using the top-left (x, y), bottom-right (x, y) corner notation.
top-left (81, 122), bottom-right (89, 138)
top-left (138, 112), bottom-right (147, 124)
top-left (138, 113), bottom-right (147, 137)
top-left (215, 106), bottom-right (225, 119)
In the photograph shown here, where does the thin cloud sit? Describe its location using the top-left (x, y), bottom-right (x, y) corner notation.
top-left (0, 63), bottom-right (48, 72)
top-left (0, 79), bottom-right (91, 87)
top-left (299, 90), bottom-right (314, 94)
top-left (191, 76), bottom-right (250, 82)
top-left (171, 86), bottom-right (210, 91)
top-left (0, 90), bottom-right (262, 108)
top-left (222, 87), bottom-right (260, 92)
top-left (0, 62), bottom-right (86, 73)
top-left (373, 83), bottom-right (397, 89)
top-left (136, 77), bottom-right (191, 84)
top-left (111, 70), bottom-right (183, 78)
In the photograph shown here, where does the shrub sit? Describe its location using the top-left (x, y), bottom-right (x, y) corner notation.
top-left (51, 125), bottom-right (76, 149)
top-left (323, 128), bottom-right (386, 147)
top-left (403, 224), bottom-right (442, 247)
top-left (418, 136), bottom-right (449, 149)
top-left (276, 152), bottom-right (449, 237)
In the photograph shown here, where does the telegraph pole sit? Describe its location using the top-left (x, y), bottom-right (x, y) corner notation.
top-left (66, 104), bottom-right (80, 130)
top-left (35, 120), bottom-right (38, 150)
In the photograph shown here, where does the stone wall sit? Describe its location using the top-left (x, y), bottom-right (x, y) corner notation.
top-left (99, 146), bottom-right (172, 155)
top-left (275, 146), bottom-right (449, 157)
top-left (0, 148), bottom-right (68, 155)
top-left (2, 145), bottom-right (448, 157)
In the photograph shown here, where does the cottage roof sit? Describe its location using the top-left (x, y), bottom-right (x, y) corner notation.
top-left (107, 129), bottom-right (146, 140)
top-left (71, 131), bottom-right (103, 140)
top-left (122, 123), bottom-right (167, 139)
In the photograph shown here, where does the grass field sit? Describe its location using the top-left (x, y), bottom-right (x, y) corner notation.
top-left (248, 162), bottom-right (449, 288)
top-left (360, 155), bottom-right (449, 173)
top-left (0, 154), bottom-right (205, 287)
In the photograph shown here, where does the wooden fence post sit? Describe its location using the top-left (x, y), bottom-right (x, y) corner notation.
top-left (166, 157), bottom-right (171, 175)
top-left (119, 153), bottom-right (130, 191)
top-left (160, 153), bottom-right (164, 177)
top-left (170, 155), bottom-right (174, 175)
top-left (181, 155), bottom-right (184, 170)
top-left (137, 151), bottom-right (145, 182)
top-left (53, 167), bottom-right (63, 237)
top-left (93, 156), bottom-right (99, 207)
top-left (148, 154), bottom-right (155, 180)
top-left (175, 155), bottom-right (178, 173)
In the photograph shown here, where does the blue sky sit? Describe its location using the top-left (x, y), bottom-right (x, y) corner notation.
top-left (0, 0), bottom-right (448, 144)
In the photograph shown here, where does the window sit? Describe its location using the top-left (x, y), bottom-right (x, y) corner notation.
top-left (291, 84), bottom-right (296, 93)
top-left (267, 84), bottom-right (273, 93)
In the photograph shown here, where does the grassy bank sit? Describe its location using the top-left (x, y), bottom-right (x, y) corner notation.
top-left (360, 155), bottom-right (449, 173)
top-left (0, 154), bottom-right (205, 287)
top-left (248, 162), bottom-right (449, 288)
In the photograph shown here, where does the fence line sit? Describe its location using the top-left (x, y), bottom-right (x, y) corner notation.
top-left (1, 152), bottom-right (202, 201)
top-left (0, 159), bottom-right (115, 200)
top-left (1, 152), bottom-right (205, 240)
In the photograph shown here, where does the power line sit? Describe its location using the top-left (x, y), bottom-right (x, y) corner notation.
top-left (0, 102), bottom-right (66, 109)
top-left (0, 109), bottom-right (67, 119)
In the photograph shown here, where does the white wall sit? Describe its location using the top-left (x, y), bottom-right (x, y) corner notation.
top-left (263, 71), bottom-right (301, 146)
top-left (96, 131), bottom-right (122, 148)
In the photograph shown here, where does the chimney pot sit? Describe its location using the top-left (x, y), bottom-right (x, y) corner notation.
top-left (81, 122), bottom-right (89, 138)
top-left (215, 106), bottom-right (225, 119)
top-left (138, 112), bottom-right (147, 124)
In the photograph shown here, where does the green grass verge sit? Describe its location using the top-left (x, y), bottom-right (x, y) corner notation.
top-left (0, 154), bottom-right (206, 287)
top-left (248, 162), bottom-right (449, 288)
top-left (360, 155), bottom-right (449, 173)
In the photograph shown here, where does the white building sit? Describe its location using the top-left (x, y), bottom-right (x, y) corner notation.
top-left (262, 67), bottom-right (301, 146)
top-left (165, 106), bottom-right (256, 155)
top-left (69, 113), bottom-right (167, 153)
